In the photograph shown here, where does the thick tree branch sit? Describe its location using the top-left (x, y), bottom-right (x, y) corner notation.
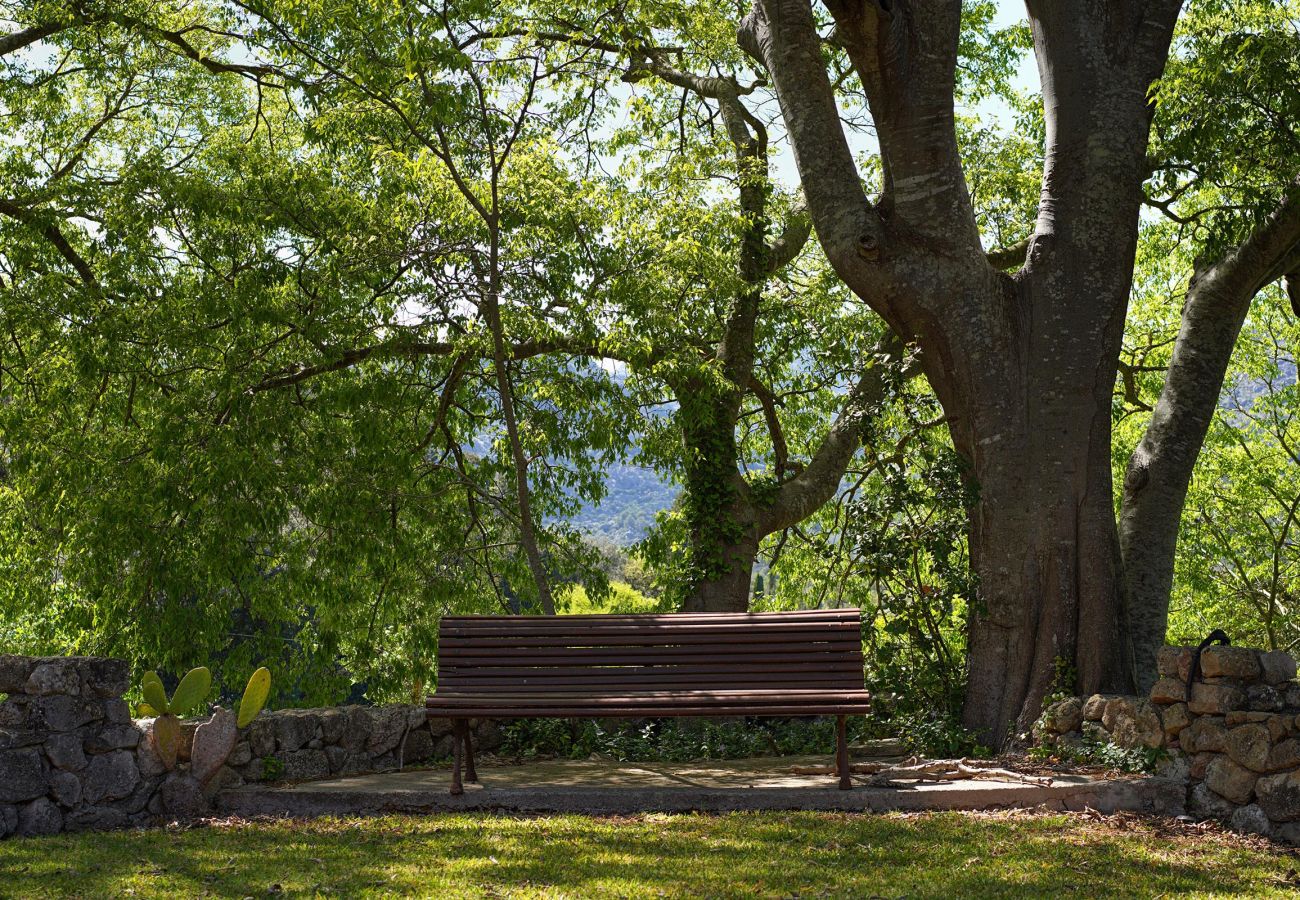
top-left (0, 199), bottom-right (100, 293)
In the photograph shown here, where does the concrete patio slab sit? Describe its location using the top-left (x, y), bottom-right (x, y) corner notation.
top-left (217, 755), bottom-right (1186, 819)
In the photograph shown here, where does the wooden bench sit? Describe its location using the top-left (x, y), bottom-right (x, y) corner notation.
top-left (426, 608), bottom-right (871, 794)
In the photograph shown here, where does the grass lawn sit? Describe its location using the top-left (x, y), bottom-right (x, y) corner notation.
top-left (0, 810), bottom-right (1296, 898)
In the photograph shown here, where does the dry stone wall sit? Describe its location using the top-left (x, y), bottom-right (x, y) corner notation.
top-left (1038, 644), bottom-right (1300, 840)
top-left (1, 653), bottom-right (501, 837)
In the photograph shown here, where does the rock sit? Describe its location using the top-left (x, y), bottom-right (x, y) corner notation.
top-left (338, 706), bottom-right (373, 750)
top-left (408, 707), bottom-right (428, 729)
top-left (277, 749), bottom-right (329, 781)
top-left (1258, 770), bottom-right (1300, 822)
top-left (1109, 699), bottom-right (1165, 749)
top-left (1270, 739), bottom-right (1300, 771)
top-left (325, 745), bottom-right (350, 773)
top-left (1189, 682), bottom-right (1247, 716)
top-left (366, 706), bottom-right (408, 754)
top-left (0, 655), bottom-right (38, 692)
top-left (1260, 651), bottom-right (1298, 685)
top-left (1268, 715), bottom-right (1294, 742)
top-left (319, 708), bottom-right (347, 745)
top-left (307, 738), bottom-right (323, 750)
top-left (1161, 702), bottom-right (1191, 737)
top-left (76, 657), bottom-right (131, 698)
top-left (30, 695), bottom-right (101, 732)
top-left (84, 723), bottom-right (142, 753)
top-left (1188, 782), bottom-right (1236, 820)
top-left (372, 751), bottom-right (398, 771)
top-left (178, 720), bottom-right (199, 762)
top-left (115, 775), bottom-right (159, 814)
top-left (0, 700), bottom-right (25, 727)
top-left (1101, 696), bottom-right (1136, 730)
top-left (1205, 756), bottom-right (1257, 804)
top-left (159, 773), bottom-right (208, 819)
top-left (402, 728), bottom-right (434, 765)
top-left (1288, 684), bottom-right (1300, 708)
top-left (429, 717), bottom-right (454, 739)
top-left (247, 717), bottom-right (277, 757)
top-left (136, 731), bottom-right (167, 777)
top-left (83, 749), bottom-right (139, 803)
top-left (0, 804), bottom-right (17, 837)
top-left (25, 662), bottom-right (80, 696)
top-left (1247, 684), bottom-right (1284, 712)
top-left (101, 700), bottom-right (131, 724)
top-left (1274, 822), bottom-right (1300, 845)
top-left (0, 748), bottom-right (48, 803)
top-left (190, 708), bottom-right (238, 785)
top-left (1226, 723), bottom-right (1272, 772)
top-left (1226, 710), bottom-right (1271, 726)
top-left (200, 765), bottom-right (243, 802)
top-left (1155, 750), bottom-right (1190, 782)
top-left (274, 712), bottom-right (316, 752)
top-left (17, 797), bottom-right (63, 836)
top-left (1182, 717), bottom-right (1227, 754)
top-left (229, 741), bottom-right (252, 767)
top-left (45, 732), bottom-right (88, 770)
top-left (1081, 720), bottom-right (1109, 743)
top-left (1230, 804), bottom-right (1272, 836)
top-left (1190, 752), bottom-right (1215, 779)
top-left (1149, 678), bottom-right (1186, 705)
top-left (49, 769), bottom-right (82, 807)
top-left (65, 806), bottom-right (129, 832)
top-left (1157, 646), bottom-right (1194, 680)
top-left (1038, 697), bottom-right (1083, 735)
top-left (0, 725), bottom-right (45, 750)
top-left (1201, 646), bottom-right (1261, 680)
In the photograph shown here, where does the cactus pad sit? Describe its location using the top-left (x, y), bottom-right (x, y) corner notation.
top-left (238, 667), bottom-right (272, 728)
top-left (169, 666), bottom-right (211, 717)
top-left (142, 671), bottom-right (169, 715)
top-left (153, 712), bottom-right (181, 770)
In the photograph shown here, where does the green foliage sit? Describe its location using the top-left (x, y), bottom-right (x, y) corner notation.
top-left (1029, 738), bottom-right (1168, 775)
top-left (260, 756), bottom-right (285, 782)
top-left (499, 717), bottom-right (872, 764)
top-left (238, 668), bottom-right (272, 728)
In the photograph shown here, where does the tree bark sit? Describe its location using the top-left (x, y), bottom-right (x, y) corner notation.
top-left (1121, 178), bottom-right (1300, 688)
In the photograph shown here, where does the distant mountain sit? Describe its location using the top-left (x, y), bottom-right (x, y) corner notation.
top-left (568, 463), bottom-right (678, 545)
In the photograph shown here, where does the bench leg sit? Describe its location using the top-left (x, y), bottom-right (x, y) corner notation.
top-left (463, 720), bottom-right (478, 783)
top-left (450, 718), bottom-right (464, 796)
top-left (836, 715), bottom-right (852, 790)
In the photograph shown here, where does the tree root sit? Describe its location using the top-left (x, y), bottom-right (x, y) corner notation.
top-left (789, 757), bottom-right (1054, 787)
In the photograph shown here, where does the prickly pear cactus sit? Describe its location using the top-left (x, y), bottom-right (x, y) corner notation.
top-left (153, 712), bottom-right (181, 770)
top-left (238, 667), bottom-right (271, 727)
top-left (142, 671), bottom-right (169, 714)
top-left (169, 667), bottom-right (211, 717)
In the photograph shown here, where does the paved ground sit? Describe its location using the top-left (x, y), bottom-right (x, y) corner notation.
top-left (217, 755), bottom-right (1187, 818)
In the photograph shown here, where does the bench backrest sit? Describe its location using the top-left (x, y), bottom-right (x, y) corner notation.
top-left (435, 609), bottom-right (865, 694)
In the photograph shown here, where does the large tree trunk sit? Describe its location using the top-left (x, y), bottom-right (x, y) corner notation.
top-left (1121, 180), bottom-right (1300, 688)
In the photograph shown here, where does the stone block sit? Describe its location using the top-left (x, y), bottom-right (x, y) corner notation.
top-left (319, 708), bottom-right (347, 745)
top-left (1149, 678), bottom-right (1186, 705)
top-left (1288, 684), bottom-right (1300, 708)
top-left (366, 706), bottom-right (408, 755)
top-left (1226, 723), bottom-right (1271, 772)
top-left (274, 712), bottom-right (316, 752)
top-left (1109, 699), bottom-right (1164, 749)
top-left (1038, 697), bottom-right (1083, 735)
top-left (1157, 646), bottom-right (1194, 680)
top-left (1269, 739), bottom-right (1300, 771)
top-left (0, 804), bottom-right (16, 837)
top-left (200, 765), bottom-right (243, 802)
top-left (45, 732), bottom-right (88, 771)
top-left (0, 656), bottom-right (38, 693)
top-left (1230, 804), bottom-right (1272, 836)
top-left (1247, 684), bottom-right (1284, 712)
top-left (1201, 646), bottom-right (1261, 680)
top-left (1226, 710), bottom-right (1270, 726)
top-left (49, 769), bottom-right (81, 808)
top-left (338, 706), bottom-right (373, 750)
top-left (246, 716), bottom-right (276, 757)
top-left (159, 773), bottom-right (207, 819)
top-left (1257, 770), bottom-right (1300, 822)
top-left (1188, 782), bottom-right (1236, 819)
top-left (82, 749), bottom-right (139, 803)
top-left (0, 725), bottom-right (45, 750)
top-left (0, 748), bottom-right (48, 803)
top-left (102, 699), bottom-right (131, 724)
top-left (402, 728), bottom-right (434, 765)
top-left (1269, 715), bottom-right (1294, 742)
top-left (1182, 716), bottom-right (1227, 754)
top-left (1260, 651), bottom-right (1298, 686)
top-left (135, 731), bottom-right (167, 777)
top-left (17, 797), bottom-right (63, 836)
top-left (76, 657), bottom-right (131, 698)
top-left (84, 723), bottom-right (142, 753)
top-left (1189, 752), bottom-right (1215, 779)
top-left (65, 806), bottom-right (129, 832)
top-left (229, 741), bottom-right (252, 767)
top-left (372, 751), bottom-right (398, 771)
top-left (1189, 682), bottom-right (1246, 716)
top-left (25, 662), bottom-right (80, 696)
top-left (30, 695), bottom-right (103, 732)
top-left (0, 700), bottom-right (25, 727)
top-left (115, 775), bottom-right (159, 814)
top-left (1161, 702), bottom-right (1191, 737)
top-left (429, 716), bottom-right (454, 739)
top-left (277, 749), bottom-right (330, 781)
top-left (1205, 756), bottom-right (1257, 804)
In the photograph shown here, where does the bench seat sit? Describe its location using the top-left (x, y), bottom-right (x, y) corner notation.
top-left (427, 609), bottom-right (871, 793)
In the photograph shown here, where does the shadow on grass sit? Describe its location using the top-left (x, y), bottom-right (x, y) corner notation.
top-left (0, 811), bottom-right (1294, 898)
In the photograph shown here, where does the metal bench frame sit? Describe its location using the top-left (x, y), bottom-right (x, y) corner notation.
top-left (426, 609), bottom-right (872, 794)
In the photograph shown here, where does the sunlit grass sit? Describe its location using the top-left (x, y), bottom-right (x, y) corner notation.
top-left (0, 810), bottom-right (1295, 898)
